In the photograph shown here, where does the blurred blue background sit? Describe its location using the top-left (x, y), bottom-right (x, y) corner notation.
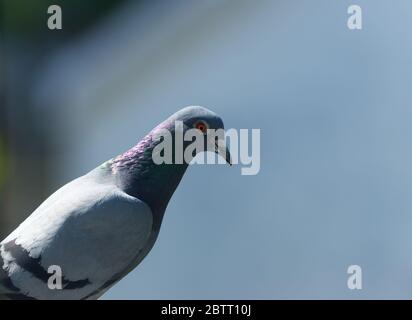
top-left (2, 0), bottom-right (412, 299)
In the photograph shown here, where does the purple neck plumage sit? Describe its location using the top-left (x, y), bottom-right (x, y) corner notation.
top-left (110, 121), bottom-right (188, 229)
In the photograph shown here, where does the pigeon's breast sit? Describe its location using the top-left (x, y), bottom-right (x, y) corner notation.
top-left (1, 176), bottom-right (154, 299)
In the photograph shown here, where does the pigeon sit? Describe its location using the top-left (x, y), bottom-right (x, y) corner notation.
top-left (0, 106), bottom-right (231, 300)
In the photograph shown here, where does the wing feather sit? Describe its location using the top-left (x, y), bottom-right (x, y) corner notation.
top-left (1, 175), bottom-right (153, 299)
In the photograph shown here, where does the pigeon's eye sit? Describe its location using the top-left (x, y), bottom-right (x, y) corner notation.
top-left (195, 121), bottom-right (208, 133)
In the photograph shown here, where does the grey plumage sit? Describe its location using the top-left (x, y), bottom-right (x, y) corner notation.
top-left (0, 106), bottom-right (231, 299)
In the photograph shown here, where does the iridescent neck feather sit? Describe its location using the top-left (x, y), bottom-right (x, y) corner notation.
top-left (109, 121), bottom-right (188, 229)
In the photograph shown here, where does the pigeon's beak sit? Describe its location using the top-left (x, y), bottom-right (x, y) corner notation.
top-left (215, 140), bottom-right (232, 165)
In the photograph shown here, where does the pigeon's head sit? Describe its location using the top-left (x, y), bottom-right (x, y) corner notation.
top-left (111, 106), bottom-right (231, 216)
top-left (161, 106), bottom-right (232, 165)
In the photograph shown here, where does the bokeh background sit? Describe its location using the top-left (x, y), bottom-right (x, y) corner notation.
top-left (1, 0), bottom-right (412, 299)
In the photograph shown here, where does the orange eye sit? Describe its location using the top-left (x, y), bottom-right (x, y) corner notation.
top-left (195, 121), bottom-right (208, 133)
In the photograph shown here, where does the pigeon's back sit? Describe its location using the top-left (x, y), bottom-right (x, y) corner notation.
top-left (0, 169), bottom-right (154, 299)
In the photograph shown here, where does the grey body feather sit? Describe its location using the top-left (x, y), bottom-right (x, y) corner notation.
top-left (0, 166), bottom-right (154, 299)
top-left (0, 106), bottom-right (230, 300)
